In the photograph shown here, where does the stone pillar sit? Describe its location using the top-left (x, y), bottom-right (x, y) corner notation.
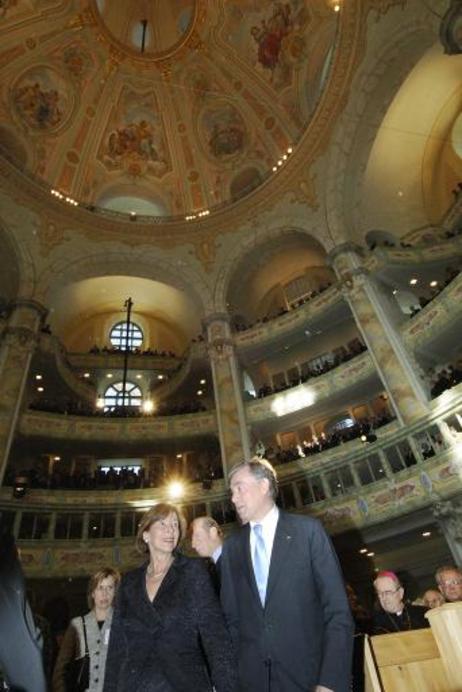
top-left (432, 500), bottom-right (462, 566)
top-left (0, 300), bottom-right (47, 485)
top-left (204, 314), bottom-right (251, 480)
top-left (329, 244), bottom-right (429, 425)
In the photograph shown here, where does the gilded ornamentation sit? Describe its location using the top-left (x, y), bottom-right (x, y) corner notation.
top-left (37, 221), bottom-right (69, 257)
top-left (189, 238), bottom-right (218, 273)
top-left (0, 0), bottom-right (367, 247)
top-left (99, 88), bottom-right (170, 179)
top-left (289, 172), bottom-right (318, 210)
top-left (200, 101), bottom-right (247, 160)
top-left (367, 0), bottom-right (407, 19)
top-left (11, 66), bottom-right (74, 132)
top-left (207, 339), bottom-right (234, 361)
top-left (0, 0), bottom-right (18, 19)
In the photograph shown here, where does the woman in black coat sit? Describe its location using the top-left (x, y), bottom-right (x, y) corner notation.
top-left (103, 503), bottom-right (237, 692)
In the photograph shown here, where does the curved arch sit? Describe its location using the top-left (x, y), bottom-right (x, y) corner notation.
top-left (0, 220), bottom-right (36, 302)
top-left (94, 181), bottom-right (171, 217)
top-left (36, 250), bottom-right (214, 349)
top-left (324, 13), bottom-right (444, 246)
top-left (215, 226), bottom-right (331, 315)
top-left (37, 249), bottom-right (212, 313)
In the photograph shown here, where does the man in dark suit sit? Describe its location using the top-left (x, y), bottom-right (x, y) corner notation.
top-left (220, 457), bottom-right (353, 692)
top-left (0, 528), bottom-right (47, 692)
top-left (191, 516), bottom-right (223, 592)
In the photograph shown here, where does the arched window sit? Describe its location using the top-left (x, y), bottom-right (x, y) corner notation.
top-left (110, 321), bottom-right (143, 350)
top-left (104, 381), bottom-right (142, 411)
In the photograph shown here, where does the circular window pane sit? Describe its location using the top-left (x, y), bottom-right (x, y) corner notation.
top-left (110, 321), bottom-right (143, 350)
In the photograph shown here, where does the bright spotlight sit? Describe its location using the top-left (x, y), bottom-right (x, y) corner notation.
top-left (167, 481), bottom-right (184, 499)
top-left (270, 386), bottom-right (316, 417)
top-left (142, 400), bottom-right (154, 414)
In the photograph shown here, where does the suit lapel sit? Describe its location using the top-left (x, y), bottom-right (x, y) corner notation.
top-left (130, 564), bottom-right (163, 632)
top-left (266, 511), bottom-right (295, 603)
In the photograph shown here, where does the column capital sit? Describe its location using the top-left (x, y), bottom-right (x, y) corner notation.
top-left (327, 242), bottom-right (365, 268)
top-left (202, 312), bottom-right (231, 329)
top-left (8, 298), bottom-right (48, 320)
top-left (203, 313), bottom-right (233, 343)
top-left (432, 500), bottom-right (462, 539)
top-left (3, 325), bottom-right (39, 351)
top-left (206, 338), bottom-right (235, 363)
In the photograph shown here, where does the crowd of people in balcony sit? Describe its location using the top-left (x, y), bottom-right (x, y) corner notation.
top-left (88, 344), bottom-right (177, 358)
top-left (430, 362), bottom-right (462, 398)
top-left (3, 454), bottom-right (224, 492)
top-left (263, 412), bottom-right (395, 464)
top-left (409, 265), bottom-right (461, 317)
top-left (232, 282), bottom-right (333, 332)
top-left (29, 397), bottom-right (207, 417)
top-left (256, 339), bottom-right (367, 399)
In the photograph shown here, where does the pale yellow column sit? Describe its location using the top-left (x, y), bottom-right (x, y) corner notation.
top-left (204, 314), bottom-right (250, 480)
top-left (330, 244), bottom-right (429, 425)
top-left (0, 299), bottom-right (47, 483)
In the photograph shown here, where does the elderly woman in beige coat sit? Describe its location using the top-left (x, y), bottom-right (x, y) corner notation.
top-left (52, 567), bottom-right (120, 692)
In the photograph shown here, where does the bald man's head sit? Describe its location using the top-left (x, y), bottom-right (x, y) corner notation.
top-left (191, 516), bottom-right (223, 558)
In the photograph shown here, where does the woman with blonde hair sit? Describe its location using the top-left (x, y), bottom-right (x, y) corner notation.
top-left (53, 567), bottom-right (120, 692)
top-left (103, 503), bottom-right (237, 691)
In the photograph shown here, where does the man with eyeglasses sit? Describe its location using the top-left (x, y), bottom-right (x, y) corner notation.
top-left (372, 571), bottom-right (429, 634)
top-left (435, 564), bottom-right (462, 602)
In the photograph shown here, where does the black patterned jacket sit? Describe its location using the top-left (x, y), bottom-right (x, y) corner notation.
top-left (103, 554), bottom-right (237, 692)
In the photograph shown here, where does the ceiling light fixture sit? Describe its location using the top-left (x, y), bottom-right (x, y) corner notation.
top-left (430, 280), bottom-right (438, 287)
top-left (359, 548), bottom-right (368, 554)
top-left (422, 531), bottom-right (431, 537)
top-left (409, 278), bottom-right (418, 285)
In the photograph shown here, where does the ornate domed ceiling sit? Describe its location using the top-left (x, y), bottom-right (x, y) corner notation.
top-left (0, 0), bottom-right (338, 217)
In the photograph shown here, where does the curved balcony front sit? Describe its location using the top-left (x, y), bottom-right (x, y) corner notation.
top-left (4, 385), bottom-right (462, 577)
top-left (19, 350), bottom-right (376, 442)
top-left (234, 285), bottom-right (344, 357)
top-left (19, 409), bottom-right (218, 442)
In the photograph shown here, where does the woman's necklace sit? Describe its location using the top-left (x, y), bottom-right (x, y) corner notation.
top-left (146, 557), bottom-right (173, 580)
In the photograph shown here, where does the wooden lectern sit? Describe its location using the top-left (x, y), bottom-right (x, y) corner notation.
top-left (365, 602), bottom-right (462, 691)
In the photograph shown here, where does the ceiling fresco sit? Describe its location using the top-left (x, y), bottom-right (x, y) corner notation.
top-left (0, 0), bottom-right (337, 216)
